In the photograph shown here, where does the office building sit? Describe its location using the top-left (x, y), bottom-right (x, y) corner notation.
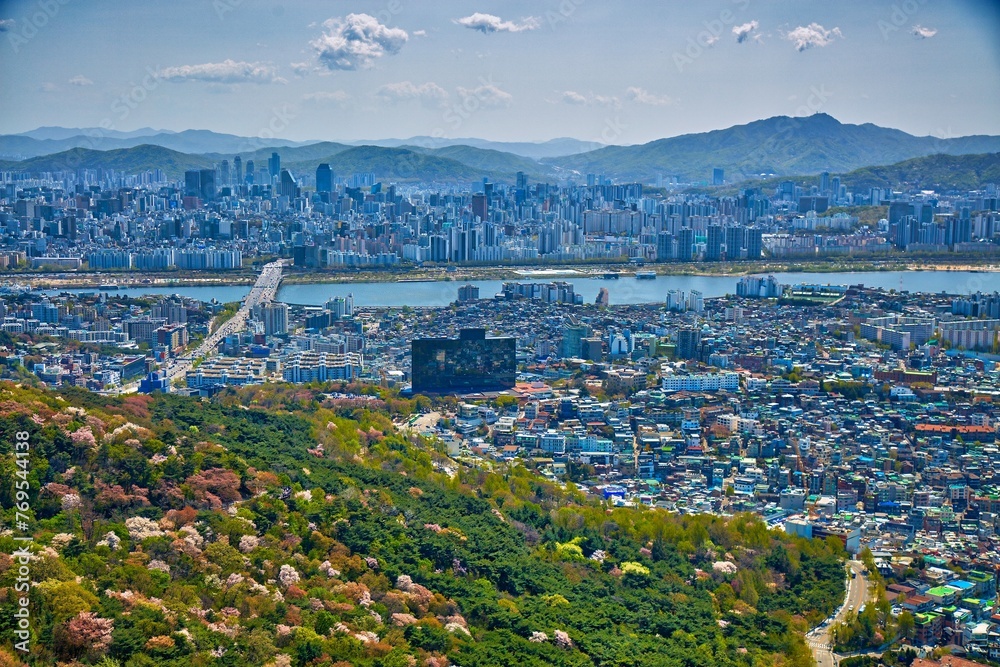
top-left (268, 152), bottom-right (281, 182)
top-left (411, 328), bottom-right (515, 393)
top-left (316, 163), bottom-right (333, 193)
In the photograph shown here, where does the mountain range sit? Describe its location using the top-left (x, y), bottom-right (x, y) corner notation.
top-left (2, 114), bottom-right (999, 188)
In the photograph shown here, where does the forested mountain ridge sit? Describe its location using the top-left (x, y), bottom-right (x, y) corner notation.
top-left (0, 382), bottom-right (846, 666)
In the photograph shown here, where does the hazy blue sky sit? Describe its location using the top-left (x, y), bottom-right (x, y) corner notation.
top-left (1, 0), bottom-right (998, 144)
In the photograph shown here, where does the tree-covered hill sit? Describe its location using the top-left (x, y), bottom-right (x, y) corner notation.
top-left (0, 382), bottom-right (846, 666)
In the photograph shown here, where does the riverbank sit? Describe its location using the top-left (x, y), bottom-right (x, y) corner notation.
top-left (6, 257), bottom-right (1000, 290)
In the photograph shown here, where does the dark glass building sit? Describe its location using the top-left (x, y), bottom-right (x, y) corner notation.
top-left (411, 329), bottom-right (515, 393)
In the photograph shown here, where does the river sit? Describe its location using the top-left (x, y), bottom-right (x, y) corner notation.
top-left (44, 270), bottom-right (1000, 307)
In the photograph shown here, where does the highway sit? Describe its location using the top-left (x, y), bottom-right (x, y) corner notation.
top-left (116, 259), bottom-right (286, 393)
top-left (806, 559), bottom-right (870, 667)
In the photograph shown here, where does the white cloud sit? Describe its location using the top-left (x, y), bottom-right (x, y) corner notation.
top-left (625, 87), bottom-right (672, 106)
top-left (0, 18), bottom-right (14, 32)
top-left (311, 13), bottom-right (408, 71)
top-left (732, 20), bottom-right (759, 44)
top-left (302, 91), bottom-right (351, 105)
top-left (912, 25), bottom-right (937, 39)
top-left (784, 23), bottom-right (843, 51)
top-left (68, 75), bottom-right (93, 86)
top-left (375, 81), bottom-right (449, 107)
top-left (457, 84), bottom-right (513, 108)
top-left (412, 29), bottom-right (427, 37)
top-left (557, 90), bottom-right (621, 108)
top-left (40, 82), bottom-right (58, 92)
top-left (454, 13), bottom-right (540, 34)
top-left (157, 59), bottom-right (282, 83)
top-left (291, 62), bottom-right (313, 76)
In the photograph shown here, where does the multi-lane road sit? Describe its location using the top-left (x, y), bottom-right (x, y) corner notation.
top-left (117, 259), bottom-right (286, 393)
top-left (807, 559), bottom-right (870, 667)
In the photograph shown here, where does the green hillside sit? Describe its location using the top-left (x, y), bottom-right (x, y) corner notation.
top-left (405, 145), bottom-right (548, 181)
top-left (839, 152), bottom-right (1000, 191)
top-left (545, 114), bottom-right (1000, 183)
top-left (0, 145), bottom-right (213, 179)
top-left (0, 381), bottom-right (845, 666)
top-left (286, 146), bottom-right (497, 183)
top-left (719, 152), bottom-right (1000, 195)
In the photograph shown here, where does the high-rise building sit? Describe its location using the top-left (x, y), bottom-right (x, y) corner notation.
top-left (745, 228), bottom-right (763, 259)
top-left (184, 170), bottom-right (200, 198)
top-left (677, 328), bottom-right (702, 360)
top-left (706, 225), bottom-right (724, 261)
top-left (233, 156), bottom-right (243, 186)
top-left (245, 160), bottom-right (255, 185)
top-left (219, 160), bottom-right (230, 187)
top-left (677, 228), bottom-right (694, 261)
top-left (268, 152), bottom-right (281, 182)
top-left (316, 163), bottom-right (333, 193)
top-left (278, 169), bottom-right (297, 199)
top-left (656, 231), bottom-right (674, 261)
top-left (260, 302), bottom-right (289, 336)
top-left (471, 193), bottom-right (488, 221)
top-left (725, 227), bottom-right (744, 261)
top-left (457, 284), bottom-right (480, 302)
top-left (184, 169), bottom-right (216, 202)
top-left (820, 171), bottom-right (830, 194)
top-left (713, 168), bottom-right (724, 186)
top-left (411, 329), bottom-right (516, 393)
top-left (561, 323), bottom-right (591, 358)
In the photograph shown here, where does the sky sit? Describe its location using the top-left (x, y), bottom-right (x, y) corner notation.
top-left (1, 0), bottom-right (998, 145)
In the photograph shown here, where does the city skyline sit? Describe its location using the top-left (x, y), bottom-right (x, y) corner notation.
top-left (1, 0), bottom-right (999, 145)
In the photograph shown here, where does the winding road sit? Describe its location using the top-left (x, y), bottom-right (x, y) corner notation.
top-left (807, 559), bottom-right (870, 667)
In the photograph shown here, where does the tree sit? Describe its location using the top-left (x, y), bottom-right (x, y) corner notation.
top-left (55, 611), bottom-right (114, 660)
top-left (896, 610), bottom-right (915, 640)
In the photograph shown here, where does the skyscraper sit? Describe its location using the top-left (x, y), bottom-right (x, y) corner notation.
top-left (411, 329), bottom-right (516, 393)
top-left (677, 328), bottom-right (702, 360)
top-left (561, 323), bottom-right (591, 358)
top-left (260, 302), bottom-right (288, 336)
top-left (233, 156), bottom-right (243, 186)
top-left (245, 159), bottom-right (255, 185)
top-left (725, 227), bottom-right (744, 261)
top-left (677, 227), bottom-right (694, 262)
top-left (268, 152), bottom-right (281, 182)
top-left (745, 228), bottom-right (763, 259)
top-left (185, 169), bottom-right (216, 201)
top-left (219, 160), bottom-right (230, 187)
top-left (706, 225), bottom-right (724, 261)
top-left (712, 168), bottom-right (724, 186)
top-left (316, 163), bottom-right (333, 193)
top-left (278, 169), bottom-right (297, 199)
top-left (471, 193), bottom-right (488, 221)
top-left (656, 231), bottom-right (674, 261)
